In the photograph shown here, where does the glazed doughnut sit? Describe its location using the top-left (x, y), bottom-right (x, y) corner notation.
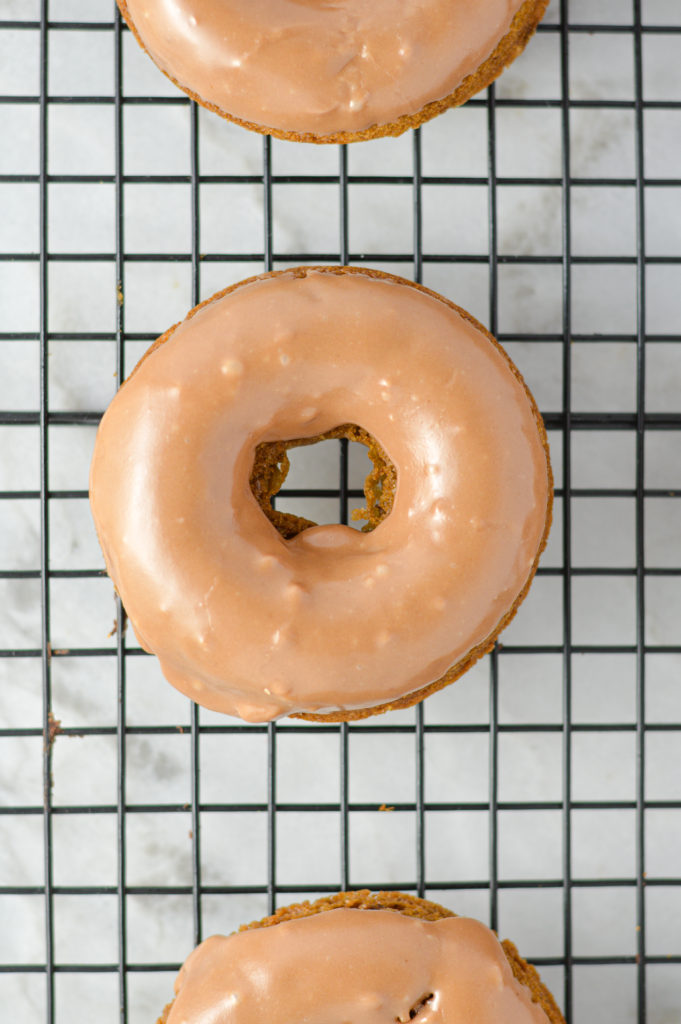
top-left (89, 267), bottom-right (552, 723)
top-left (157, 891), bottom-right (565, 1024)
top-left (117, 0), bottom-right (549, 143)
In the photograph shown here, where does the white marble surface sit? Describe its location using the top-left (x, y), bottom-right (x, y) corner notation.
top-left (1, 0), bottom-right (681, 1022)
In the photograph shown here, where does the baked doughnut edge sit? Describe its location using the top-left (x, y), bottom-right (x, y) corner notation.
top-left (116, 0), bottom-right (549, 144)
top-left (156, 890), bottom-right (565, 1024)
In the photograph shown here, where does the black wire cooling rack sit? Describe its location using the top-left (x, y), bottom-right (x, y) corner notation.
top-left (1, 2), bottom-right (681, 1023)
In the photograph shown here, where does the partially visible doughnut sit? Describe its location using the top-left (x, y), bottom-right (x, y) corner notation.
top-left (117, 0), bottom-right (549, 143)
top-left (156, 891), bottom-right (565, 1024)
top-left (89, 266), bottom-right (552, 723)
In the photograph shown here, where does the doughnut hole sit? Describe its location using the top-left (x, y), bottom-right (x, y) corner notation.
top-left (249, 423), bottom-right (397, 539)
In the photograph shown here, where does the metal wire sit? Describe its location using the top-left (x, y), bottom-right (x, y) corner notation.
top-left (1, 3), bottom-right (681, 1023)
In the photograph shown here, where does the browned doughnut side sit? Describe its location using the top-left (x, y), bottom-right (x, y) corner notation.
top-left (155, 891), bottom-right (565, 1024)
top-left (116, 0), bottom-right (548, 144)
top-left (250, 422), bottom-right (397, 539)
top-left (121, 265), bottom-right (553, 724)
top-left (501, 938), bottom-right (565, 1024)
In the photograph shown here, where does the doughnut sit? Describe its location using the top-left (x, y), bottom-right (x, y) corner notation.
top-left (89, 266), bottom-right (552, 723)
top-left (116, 0), bottom-right (549, 143)
top-left (156, 891), bottom-right (565, 1024)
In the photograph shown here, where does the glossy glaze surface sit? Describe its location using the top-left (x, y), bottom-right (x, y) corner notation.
top-left (89, 268), bottom-right (550, 721)
top-left (122, 0), bottom-right (525, 134)
top-left (167, 909), bottom-right (549, 1024)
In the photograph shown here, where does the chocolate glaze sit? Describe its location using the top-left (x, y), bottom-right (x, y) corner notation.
top-left (89, 268), bottom-right (551, 722)
top-left (167, 909), bottom-right (549, 1024)
top-left (121, 0), bottom-right (525, 136)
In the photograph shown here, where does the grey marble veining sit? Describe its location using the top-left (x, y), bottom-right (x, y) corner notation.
top-left (1, 0), bottom-right (680, 1022)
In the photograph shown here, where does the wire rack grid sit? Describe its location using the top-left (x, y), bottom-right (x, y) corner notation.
top-left (0, 0), bottom-right (680, 1022)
